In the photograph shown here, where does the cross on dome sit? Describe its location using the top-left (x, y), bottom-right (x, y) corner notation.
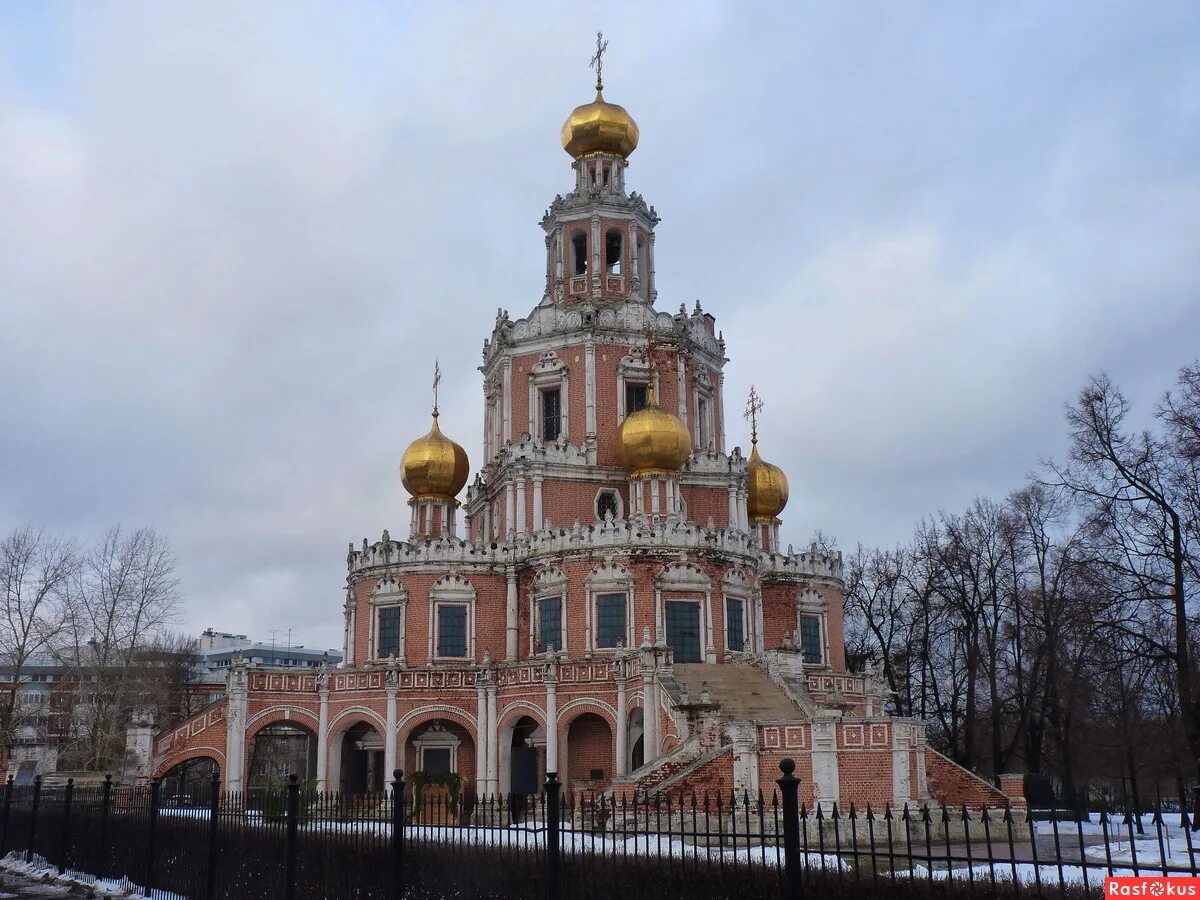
top-left (590, 31), bottom-right (609, 91)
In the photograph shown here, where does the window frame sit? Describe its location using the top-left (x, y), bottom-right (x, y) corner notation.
top-left (594, 488), bottom-right (623, 523)
top-left (725, 596), bottom-right (746, 653)
top-left (541, 386), bottom-right (562, 443)
top-left (435, 603), bottom-right (470, 659)
top-left (798, 614), bottom-right (824, 665)
top-left (536, 595), bottom-right (565, 654)
top-left (593, 592), bottom-right (629, 650)
top-left (376, 605), bottom-right (403, 660)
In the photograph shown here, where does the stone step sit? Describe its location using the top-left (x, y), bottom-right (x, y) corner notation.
top-left (672, 663), bottom-right (801, 720)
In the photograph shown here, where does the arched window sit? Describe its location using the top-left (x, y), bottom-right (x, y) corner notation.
top-left (572, 232), bottom-right (588, 275)
top-left (605, 230), bottom-right (622, 275)
top-left (596, 490), bottom-right (620, 522)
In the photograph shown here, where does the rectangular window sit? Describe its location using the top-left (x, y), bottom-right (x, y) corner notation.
top-left (595, 593), bottom-right (626, 649)
top-left (377, 606), bottom-right (401, 659)
top-left (697, 397), bottom-right (710, 449)
top-left (799, 615), bottom-right (822, 664)
top-left (423, 748), bottom-right (452, 775)
top-left (626, 383), bottom-right (648, 416)
top-left (542, 388), bottom-right (562, 442)
top-left (538, 597), bottom-right (562, 653)
top-left (726, 598), bottom-right (744, 653)
top-left (437, 605), bottom-right (468, 657)
top-left (666, 600), bottom-right (702, 663)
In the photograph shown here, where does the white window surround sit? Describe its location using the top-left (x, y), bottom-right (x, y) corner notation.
top-left (585, 561), bottom-right (635, 652)
top-left (693, 369), bottom-right (715, 452)
top-left (427, 575), bottom-right (476, 661)
top-left (797, 588), bottom-right (829, 666)
top-left (594, 487), bottom-right (624, 522)
top-left (654, 563), bottom-right (715, 660)
top-left (529, 567), bottom-right (567, 657)
top-left (616, 351), bottom-right (654, 423)
top-left (528, 352), bottom-right (569, 443)
top-left (369, 581), bottom-right (408, 664)
top-left (412, 722), bottom-right (462, 774)
top-left (721, 571), bottom-right (752, 654)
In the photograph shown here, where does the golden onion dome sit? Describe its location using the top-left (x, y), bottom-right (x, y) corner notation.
top-left (400, 413), bottom-right (469, 502)
top-left (746, 442), bottom-right (789, 521)
top-left (616, 394), bottom-right (691, 476)
top-left (561, 89), bottom-right (640, 159)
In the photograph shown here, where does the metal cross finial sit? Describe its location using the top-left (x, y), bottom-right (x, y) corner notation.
top-left (432, 359), bottom-right (441, 416)
top-left (744, 385), bottom-right (764, 445)
top-left (589, 30), bottom-right (609, 91)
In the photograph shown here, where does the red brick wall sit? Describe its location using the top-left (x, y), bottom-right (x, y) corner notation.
top-left (566, 713), bottom-right (613, 788)
top-left (924, 749), bottom-right (1007, 808)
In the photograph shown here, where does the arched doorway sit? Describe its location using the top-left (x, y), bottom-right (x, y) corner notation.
top-left (248, 722), bottom-right (316, 789)
top-left (508, 716), bottom-right (542, 795)
top-left (340, 721), bottom-right (385, 795)
top-left (563, 712), bottom-right (614, 792)
top-left (160, 757), bottom-right (220, 802)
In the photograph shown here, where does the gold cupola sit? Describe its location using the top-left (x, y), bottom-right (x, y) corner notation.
top-left (400, 411), bottom-right (469, 503)
top-left (561, 34), bottom-right (639, 159)
top-left (744, 387), bottom-right (788, 522)
top-left (616, 383), bottom-right (692, 477)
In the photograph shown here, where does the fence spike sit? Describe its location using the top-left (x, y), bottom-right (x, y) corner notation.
top-left (866, 803), bottom-right (875, 822)
top-left (848, 802), bottom-right (857, 821)
top-left (980, 805), bottom-right (991, 823)
top-left (902, 802), bottom-right (911, 823)
top-left (815, 803), bottom-right (824, 822)
top-left (922, 805), bottom-right (933, 825)
top-left (960, 803), bottom-right (970, 823)
top-left (884, 803), bottom-right (894, 822)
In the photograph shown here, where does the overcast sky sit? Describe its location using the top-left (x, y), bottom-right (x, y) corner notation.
top-left (2, 2), bottom-right (1198, 652)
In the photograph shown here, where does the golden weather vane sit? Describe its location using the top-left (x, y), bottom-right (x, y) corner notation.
top-left (589, 30), bottom-right (608, 91)
top-left (432, 359), bottom-right (441, 416)
top-left (744, 385), bottom-right (763, 445)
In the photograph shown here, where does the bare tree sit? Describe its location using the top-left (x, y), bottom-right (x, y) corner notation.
top-left (57, 526), bottom-right (180, 771)
top-left (1047, 368), bottom-right (1199, 812)
top-left (0, 527), bottom-right (76, 746)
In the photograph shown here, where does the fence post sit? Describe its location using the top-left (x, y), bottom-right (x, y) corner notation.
top-left (777, 758), bottom-right (802, 899)
top-left (25, 774), bottom-right (41, 863)
top-left (144, 779), bottom-right (160, 897)
top-left (58, 778), bottom-right (74, 874)
top-left (0, 774), bottom-right (12, 853)
top-left (392, 769), bottom-right (405, 900)
top-left (284, 773), bottom-right (300, 900)
top-left (545, 771), bottom-right (561, 900)
top-left (206, 773), bottom-right (221, 900)
top-left (96, 774), bottom-right (112, 878)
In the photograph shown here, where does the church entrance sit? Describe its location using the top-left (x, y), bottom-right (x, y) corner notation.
top-left (665, 600), bottom-right (702, 663)
top-left (509, 716), bottom-right (541, 796)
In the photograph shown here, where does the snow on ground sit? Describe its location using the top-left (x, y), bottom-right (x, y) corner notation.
top-left (0, 851), bottom-right (187, 900)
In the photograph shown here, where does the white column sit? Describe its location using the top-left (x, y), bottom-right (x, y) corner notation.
top-left (505, 482), bottom-right (515, 535)
top-left (476, 679), bottom-right (489, 792)
top-left (615, 676), bottom-right (629, 776)
top-left (676, 356), bottom-right (687, 422)
top-left (650, 478), bottom-right (660, 517)
top-left (717, 372), bottom-right (726, 453)
top-left (487, 683), bottom-right (499, 794)
top-left (737, 490), bottom-right (748, 531)
top-left (585, 341), bottom-right (596, 438)
top-left (643, 675), bottom-right (658, 765)
top-left (224, 665), bottom-right (247, 793)
top-left (516, 478), bottom-right (527, 535)
top-left (545, 681), bottom-right (559, 774)
top-left (532, 473), bottom-right (544, 531)
top-left (384, 676), bottom-right (398, 778)
top-left (502, 361), bottom-right (512, 441)
top-left (409, 502), bottom-right (418, 538)
top-left (727, 485), bottom-right (738, 530)
top-left (704, 590), bottom-right (715, 663)
top-left (505, 568), bottom-right (519, 661)
top-left (316, 681), bottom-right (330, 791)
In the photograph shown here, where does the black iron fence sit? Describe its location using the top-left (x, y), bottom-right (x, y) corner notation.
top-left (0, 759), bottom-right (1194, 899)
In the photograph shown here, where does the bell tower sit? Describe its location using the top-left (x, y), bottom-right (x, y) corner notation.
top-left (544, 32), bottom-right (659, 306)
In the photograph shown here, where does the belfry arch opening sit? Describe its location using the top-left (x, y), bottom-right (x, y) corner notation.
top-left (605, 229), bottom-right (622, 275)
top-left (571, 231), bottom-right (588, 275)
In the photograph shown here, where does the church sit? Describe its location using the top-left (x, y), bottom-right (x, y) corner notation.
top-left (146, 48), bottom-right (1016, 812)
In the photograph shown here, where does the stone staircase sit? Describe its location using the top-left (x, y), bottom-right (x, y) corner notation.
top-left (671, 663), bottom-right (803, 720)
top-left (924, 748), bottom-right (1009, 808)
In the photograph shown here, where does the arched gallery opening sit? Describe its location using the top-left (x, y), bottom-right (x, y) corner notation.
top-left (339, 721), bottom-right (386, 794)
top-left (247, 722), bottom-right (316, 789)
top-left (160, 756), bottom-right (220, 800)
top-left (563, 712), bottom-right (614, 792)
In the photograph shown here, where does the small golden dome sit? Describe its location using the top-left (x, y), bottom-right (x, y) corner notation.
top-left (616, 397), bottom-right (691, 476)
top-left (561, 89), bottom-right (640, 159)
top-left (746, 443), bottom-right (789, 521)
top-left (400, 413), bottom-right (469, 502)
